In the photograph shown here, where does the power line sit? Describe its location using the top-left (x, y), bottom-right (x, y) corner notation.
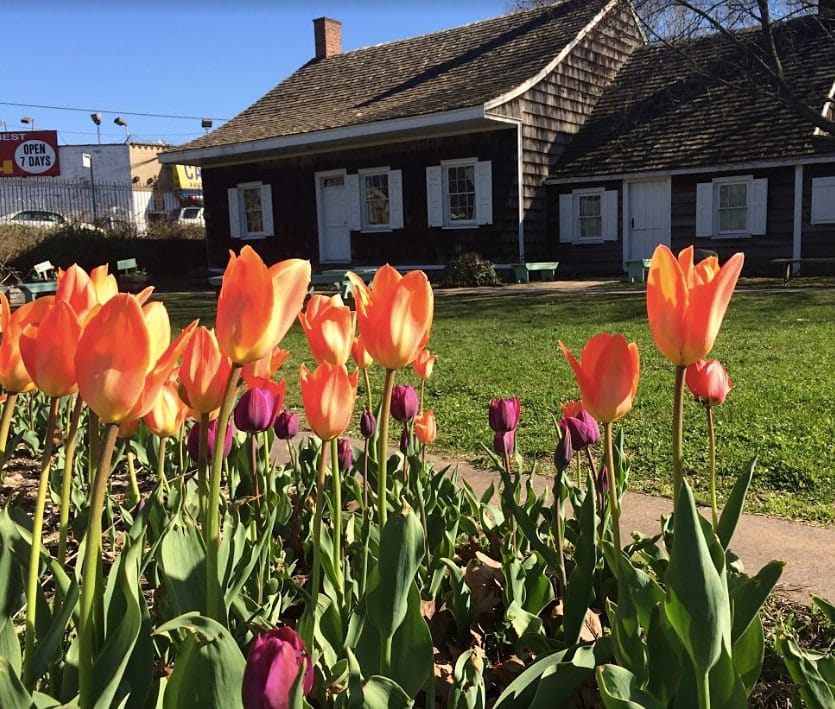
top-left (0, 101), bottom-right (229, 122)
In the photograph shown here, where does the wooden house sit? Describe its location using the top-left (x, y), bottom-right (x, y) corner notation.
top-left (159, 0), bottom-right (643, 273)
top-left (549, 12), bottom-right (835, 276)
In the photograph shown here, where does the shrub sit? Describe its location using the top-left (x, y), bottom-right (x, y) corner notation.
top-left (442, 252), bottom-right (501, 287)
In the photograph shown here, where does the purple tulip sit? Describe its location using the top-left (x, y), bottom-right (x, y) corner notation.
top-left (274, 411), bottom-right (299, 440)
top-left (242, 626), bottom-right (314, 709)
top-left (493, 429), bottom-right (515, 456)
top-left (337, 438), bottom-right (353, 472)
top-left (554, 428), bottom-right (573, 473)
top-left (560, 409), bottom-right (600, 451)
top-left (360, 408), bottom-right (377, 438)
top-left (234, 387), bottom-right (279, 433)
top-left (488, 397), bottom-right (521, 433)
top-left (186, 418), bottom-right (234, 462)
top-left (390, 385), bottom-right (419, 422)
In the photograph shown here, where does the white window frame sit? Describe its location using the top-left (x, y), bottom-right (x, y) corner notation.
top-left (811, 176), bottom-right (835, 224)
top-left (426, 158), bottom-right (492, 228)
top-left (346, 167), bottom-right (404, 232)
top-left (227, 181), bottom-right (274, 240)
top-left (559, 187), bottom-right (618, 244)
top-left (696, 175), bottom-right (767, 238)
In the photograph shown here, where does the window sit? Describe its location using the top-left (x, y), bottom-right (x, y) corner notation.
top-left (426, 159), bottom-right (492, 227)
top-left (811, 176), bottom-right (835, 224)
top-left (227, 182), bottom-right (274, 239)
top-left (696, 176), bottom-right (767, 238)
top-left (345, 168), bottom-right (403, 231)
top-left (559, 188), bottom-right (617, 243)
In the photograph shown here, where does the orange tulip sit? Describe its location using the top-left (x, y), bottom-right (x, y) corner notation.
top-left (144, 379), bottom-right (189, 438)
top-left (178, 326), bottom-right (232, 414)
top-left (0, 294), bottom-right (54, 394)
top-left (646, 245), bottom-right (744, 366)
top-left (75, 293), bottom-right (196, 424)
top-left (559, 333), bottom-right (640, 424)
top-left (347, 264), bottom-right (433, 370)
top-left (299, 294), bottom-right (354, 366)
top-left (351, 336), bottom-right (373, 370)
top-left (299, 361), bottom-right (358, 441)
top-left (241, 346), bottom-right (290, 382)
top-left (414, 409), bottom-right (437, 444)
top-left (19, 300), bottom-right (83, 397)
top-left (685, 358), bottom-right (732, 405)
top-left (412, 348), bottom-right (437, 380)
top-left (89, 264), bottom-right (119, 305)
top-left (216, 246), bottom-right (310, 365)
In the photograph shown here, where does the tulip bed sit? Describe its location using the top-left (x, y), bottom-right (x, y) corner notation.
top-left (0, 245), bottom-right (833, 708)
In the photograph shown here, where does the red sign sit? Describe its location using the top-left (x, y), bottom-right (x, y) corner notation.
top-left (0, 130), bottom-right (60, 177)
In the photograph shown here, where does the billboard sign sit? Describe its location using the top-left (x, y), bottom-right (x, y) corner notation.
top-left (0, 130), bottom-right (61, 177)
top-left (175, 164), bottom-right (202, 190)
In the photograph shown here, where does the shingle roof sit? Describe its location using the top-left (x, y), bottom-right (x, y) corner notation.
top-left (175, 0), bottom-right (611, 152)
top-left (553, 14), bottom-right (835, 178)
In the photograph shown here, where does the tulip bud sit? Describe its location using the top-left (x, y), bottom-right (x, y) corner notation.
top-left (390, 385), bottom-right (419, 422)
top-left (596, 466), bottom-right (610, 499)
top-left (242, 626), bottom-right (314, 709)
top-left (493, 429), bottom-right (515, 456)
top-left (337, 437), bottom-right (354, 472)
top-left (234, 387), bottom-right (278, 433)
top-left (274, 410), bottom-right (299, 440)
top-left (685, 359), bottom-right (732, 406)
top-left (554, 427), bottom-right (573, 473)
top-left (360, 408), bottom-right (377, 438)
top-left (488, 397), bottom-right (521, 433)
top-left (414, 410), bottom-right (437, 445)
top-left (187, 418), bottom-right (234, 462)
top-left (559, 409), bottom-right (600, 451)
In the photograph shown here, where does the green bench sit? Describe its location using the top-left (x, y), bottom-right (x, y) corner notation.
top-left (309, 267), bottom-right (377, 301)
top-left (511, 261), bottom-right (559, 283)
top-left (625, 259), bottom-right (652, 283)
top-left (2, 260), bottom-right (59, 304)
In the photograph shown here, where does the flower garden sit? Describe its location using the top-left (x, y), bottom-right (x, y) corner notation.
top-left (0, 244), bottom-right (833, 708)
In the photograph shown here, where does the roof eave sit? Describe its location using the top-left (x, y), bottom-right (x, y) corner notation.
top-left (160, 105), bottom-right (502, 165)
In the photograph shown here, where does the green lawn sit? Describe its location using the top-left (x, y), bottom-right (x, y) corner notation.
top-left (156, 284), bottom-right (835, 524)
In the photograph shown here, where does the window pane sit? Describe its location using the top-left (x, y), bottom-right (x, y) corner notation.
top-left (718, 182), bottom-right (748, 232)
top-left (447, 165), bottom-right (475, 222)
top-left (578, 194), bottom-right (601, 218)
top-left (364, 173), bottom-right (390, 226)
top-left (243, 187), bottom-right (264, 233)
top-left (719, 208), bottom-right (747, 232)
top-left (719, 183), bottom-right (747, 209)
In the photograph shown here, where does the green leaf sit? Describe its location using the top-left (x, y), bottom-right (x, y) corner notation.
top-left (366, 501), bottom-right (424, 639)
top-left (448, 649), bottom-right (486, 709)
top-left (359, 677), bottom-right (413, 708)
top-left (0, 618), bottom-right (22, 678)
top-left (716, 459), bottom-right (755, 549)
top-left (729, 560), bottom-right (783, 642)
top-left (664, 480), bottom-right (731, 676)
top-left (563, 481), bottom-right (598, 645)
top-left (158, 519), bottom-right (208, 617)
top-left (505, 600), bottom-right (543, 640)
top-left (812, 595), bottom-right (835, 627)
top-left (644, 603), bottom-right (683, 705)
top-left (775, 633), bottom-right (835, 708)
top-left (28, 582), bottom-right (78, 685)
top-left (596, 664), bottom-right (666, 709)
top-left (731, 612), bottom-right (764, 696)
top-left (157, 613), bottom-right (246, 709)
top-left (0, 656), bottom-right (33, 709)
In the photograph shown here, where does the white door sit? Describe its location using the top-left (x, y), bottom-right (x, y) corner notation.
top-left (318, 174), bottom-right (350, 262)
top-left (625, 179), bottom-right (671, 263)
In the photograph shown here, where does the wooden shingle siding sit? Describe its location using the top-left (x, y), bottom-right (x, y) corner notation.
top-left (494, 2), bottom-right (642, 261)
top-left (205, 129), bottom-right (519, 270)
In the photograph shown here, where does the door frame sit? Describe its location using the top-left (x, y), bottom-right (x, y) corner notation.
top-left (622, 177), bottom-right (671, 268)
top-left (314, 168), bottom-right (350, 263)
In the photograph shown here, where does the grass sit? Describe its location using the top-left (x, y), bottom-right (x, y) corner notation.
top-left (154, 281), bottom-right (835, 525)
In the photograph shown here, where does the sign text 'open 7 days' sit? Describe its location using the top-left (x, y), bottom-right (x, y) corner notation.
top-left (0, 130), bottom-right (61, 177)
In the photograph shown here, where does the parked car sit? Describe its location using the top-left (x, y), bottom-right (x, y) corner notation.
top-left (0, 209), bottom-right (102, 232)
top-left (170, 207), bottom-right (205, 227)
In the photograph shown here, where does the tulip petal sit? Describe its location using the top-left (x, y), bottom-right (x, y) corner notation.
top-left (19, 301), bottom-right (81, 397)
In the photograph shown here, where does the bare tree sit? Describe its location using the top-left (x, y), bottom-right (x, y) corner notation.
top-left (510, 0), bottom-right (835, 135)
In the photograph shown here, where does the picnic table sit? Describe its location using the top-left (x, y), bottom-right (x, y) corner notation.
top-left (771, 257), bottom-right (835, 286)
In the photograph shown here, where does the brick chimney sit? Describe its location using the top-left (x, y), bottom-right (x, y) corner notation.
top-left (313, 17), bottom-right (342, 59)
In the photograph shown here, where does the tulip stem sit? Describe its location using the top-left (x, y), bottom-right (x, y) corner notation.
top-left (307, 438), bottom-right (330, 650)
top-left (377, 369), bottom-right (397, 529)
top-left (363, 368), bottom-right (373, 414)
top-left (250, 436), bottom-right (261, 521)
top-left (198, 411), bottom-right (210, 524)
top-left (0, 392), bottom-right (18, 476)
top-left (604, 422), bottom-right (622, 554)
top-left (78, 422), bottom-right (119, 709)
top-left (330, 437), bottom-right (344, 602)
top-left (205, 364), bottom-right (241, 621)
top-left (22, 396), bottom-right (59, 687)
top-left (672, 364), bottom-right (686, 506)
top-left (706, 404), bottom-right (718, 530)
top-left (88, 410), bottom-right (100, 488)
top-left (157, 436), bottom-right (168, 489)
top-left (58, 394), bottom-right (84, 566)
top-left (126, 446), bottom-right (140, 506)
top-left (552, 469), bottom-right (568, 595)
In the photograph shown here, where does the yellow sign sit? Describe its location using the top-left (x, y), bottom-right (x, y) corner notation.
top-left (175, 164), bottom-right (202, 190)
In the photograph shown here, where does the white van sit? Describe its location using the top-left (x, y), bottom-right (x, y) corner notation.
top-left (171, 207), bottom-right (205, 227)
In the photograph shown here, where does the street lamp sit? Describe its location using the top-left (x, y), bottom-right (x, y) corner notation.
top-left (90, 113), bottom-right (102, 144)
top-left (82, 152), bottom-right (97, 222)
top-left (114, 116), bottom-right (129, 143)
top-left (20, 116), bottom-right (34, 130)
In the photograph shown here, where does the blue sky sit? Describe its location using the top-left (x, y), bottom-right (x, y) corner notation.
top-left (3, 0), bottom-right (511, 147)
